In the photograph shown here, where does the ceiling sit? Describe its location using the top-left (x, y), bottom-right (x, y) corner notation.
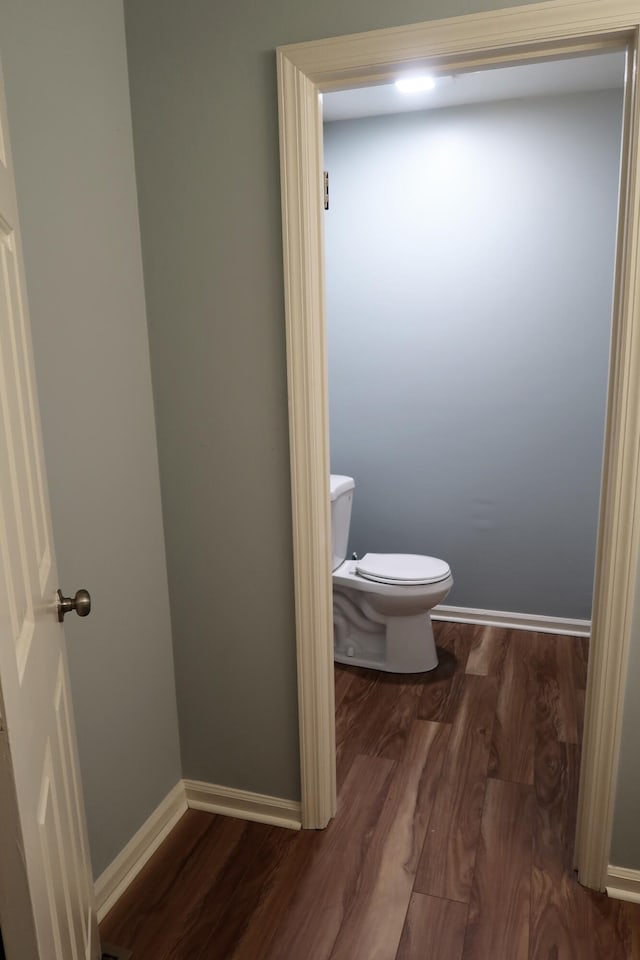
top-left (322, 51), bottom-right (626, 123)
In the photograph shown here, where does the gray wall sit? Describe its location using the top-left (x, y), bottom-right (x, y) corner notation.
top-left (122, 0), bottom-right (535, 806)
top-left (0, 0), bottom-right (181, 878)
top-left (324, 91), bottom-right (623, 620)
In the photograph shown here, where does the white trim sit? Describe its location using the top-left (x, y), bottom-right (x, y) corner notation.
top-left (277, 47), bottom-right (336, 830)
top-left (277, 0), bottom-right (640, 889)
top-left (606, 865), bottom-right (640, 903)
top-left (94, 780), bottom-right (302, 922)
top-left (432, 604), bottom-right (590, 637)
top-left (94, 781), bottom-right (187, 922)
top-left (183, 779), bottom-right (302, 830)
top-left (576, 29), bottom-right (640, 890)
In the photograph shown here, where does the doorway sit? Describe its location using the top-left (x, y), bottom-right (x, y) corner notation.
top-left (277, 2), bottom-right (640, 892)
top-left (322, 53), bottom-right (624, 629)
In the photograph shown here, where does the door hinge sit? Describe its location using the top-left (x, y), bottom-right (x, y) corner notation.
top-left (323, 171), bottom-right (329, 210)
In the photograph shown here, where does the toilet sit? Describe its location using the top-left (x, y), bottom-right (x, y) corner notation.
top-left (331, 475), bottom-right (453, 673)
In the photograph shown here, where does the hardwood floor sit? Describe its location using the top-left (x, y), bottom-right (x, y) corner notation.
top-left (100, 623), bottom-right (640, 959)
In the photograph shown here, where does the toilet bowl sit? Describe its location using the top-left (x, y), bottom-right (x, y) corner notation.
top-left (330, 476), bottom-right (453, 673)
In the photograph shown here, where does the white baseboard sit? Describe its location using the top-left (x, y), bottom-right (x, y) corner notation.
top-left (183, 779), bottom-right (302, 830)
top-left (94, 781), bottom-right (187, 922)
top-left (606, 865), bottom-right (640, 903)
top-left (94, 780), bottom-right (302, 922)
top-left (432, 604), bottom-right (591, 638)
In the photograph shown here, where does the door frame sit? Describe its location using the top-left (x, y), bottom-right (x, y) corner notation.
top-left (277, 0), bottom-right (640, 890)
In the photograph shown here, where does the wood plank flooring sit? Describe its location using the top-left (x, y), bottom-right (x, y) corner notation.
top-left (100, 623), bottom-right (640, 959)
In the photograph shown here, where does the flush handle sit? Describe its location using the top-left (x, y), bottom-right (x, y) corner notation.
top-left (56, 588), bottom-right (91, 622)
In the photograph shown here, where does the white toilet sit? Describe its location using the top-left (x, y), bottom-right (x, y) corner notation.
top-left (331, 475), bottom-right (453, 673)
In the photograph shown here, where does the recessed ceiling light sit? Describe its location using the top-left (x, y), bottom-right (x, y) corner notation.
top-left (395, 75), bottom-right (437, 94)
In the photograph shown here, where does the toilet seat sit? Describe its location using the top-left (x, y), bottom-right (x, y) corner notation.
top-left (356, 553), bottom-right (451, 586)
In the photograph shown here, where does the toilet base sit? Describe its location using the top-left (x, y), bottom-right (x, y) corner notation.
top-left (334, 611), bottom-right (439, 674)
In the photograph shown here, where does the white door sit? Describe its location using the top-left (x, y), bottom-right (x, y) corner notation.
top-left (0, 61), bottom-right (100, 960)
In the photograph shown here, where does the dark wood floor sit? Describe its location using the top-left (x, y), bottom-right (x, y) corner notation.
top-left (100, 623), bottom-right (640, 959)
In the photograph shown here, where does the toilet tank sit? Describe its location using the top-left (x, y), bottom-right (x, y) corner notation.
top-left (330, 475), bottom-right (355, 572)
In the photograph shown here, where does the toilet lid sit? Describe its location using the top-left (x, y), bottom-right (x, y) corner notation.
top-left (356, 553), bottom-right (451, 585)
